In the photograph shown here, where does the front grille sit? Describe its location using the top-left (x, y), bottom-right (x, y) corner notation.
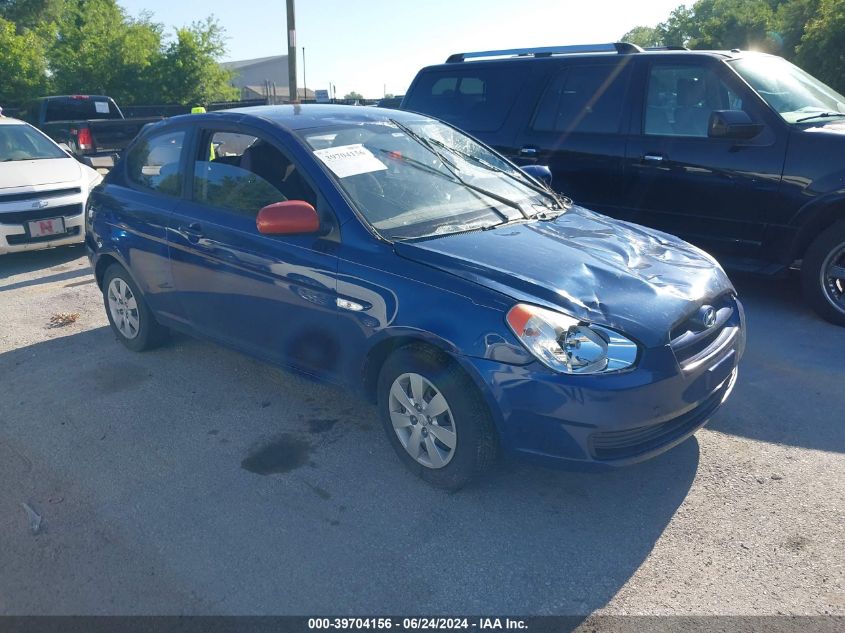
top-left (670, 294), bottom-right (737, 370)
top-left (590, 377), bottom-right (730, 461)
top-left (0, 187), bottom-right (81, 204)
top-left (0, 203), bottom-right (84, 224)
top-left (6, 226), bottom-right (81, 245)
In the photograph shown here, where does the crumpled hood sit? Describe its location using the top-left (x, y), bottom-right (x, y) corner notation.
top-left (394, 206), bottom-right (735, 347)
top-left (0, 158), bottom-right (82, 189)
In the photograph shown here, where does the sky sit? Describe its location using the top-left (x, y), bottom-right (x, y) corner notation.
top-left (119, 0), bottom-right (686, 99)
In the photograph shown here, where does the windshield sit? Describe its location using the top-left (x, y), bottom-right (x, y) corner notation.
top-left (0, 124), bottom-right (68, 162)
top-left (297, 119), bottom-right (559, 240)
top-left (729, 55), bottom-right (845, 124)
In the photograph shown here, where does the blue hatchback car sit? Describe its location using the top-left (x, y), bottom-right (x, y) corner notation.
top-left (86, 105), bottom-right (745, 488)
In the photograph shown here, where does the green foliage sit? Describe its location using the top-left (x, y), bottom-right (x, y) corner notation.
top-left (344, 91), bottom-right (364, 100)
top-left (0, 0), bottom-right (236, 107)
top-left (152, 18), bottom-right (238, 105)
top-left (773, 0), bottom-right (821, 55)
top-left (621, 0), bottom-right (845, 93)
top-left (0, 0), bottom-right (62, 32)
top-left (795, 0), bottom-right (845, 92)
top-left (684, 0), bottom-right (775, 50)
top-left (621, 26), bottom-right (662, 48)
top-left (0, 17), bottom-right (49, 105)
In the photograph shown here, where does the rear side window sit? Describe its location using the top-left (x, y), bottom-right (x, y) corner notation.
top-left (42, 98), bottom-right (122, 122)
top-left (126, 130), bottom-right (186, 196)
top-left (531, 64), bottom-right (630, 134)
top-left (404, 67), bottom-right (524, 132)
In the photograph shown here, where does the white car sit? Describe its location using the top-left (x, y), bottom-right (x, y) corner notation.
top-left (0, 117), bottom-right (102, 255)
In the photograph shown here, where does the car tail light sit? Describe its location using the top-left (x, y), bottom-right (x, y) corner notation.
top-left (76, 127), bottom-right (94, 151)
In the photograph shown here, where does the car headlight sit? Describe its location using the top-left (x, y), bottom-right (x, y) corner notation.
top-left (506, 303), bottom-right (638, 374)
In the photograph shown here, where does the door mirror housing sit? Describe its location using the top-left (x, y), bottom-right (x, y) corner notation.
top-left (256, 200), bottom-right (320, 235)
top-left (57, 142), bottom-right (73, 156)
top-left (708, 110), bottom-right (764, 140)
top-left (521, 164), bottom-right (553, 186)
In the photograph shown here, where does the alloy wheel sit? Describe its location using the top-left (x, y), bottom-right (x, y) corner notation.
top-left (388, 372), bottom-right (457, 469)
top-left (107, 277), bottom-right (140, 340)
top-left (820, 243), bottom-right (845, 314)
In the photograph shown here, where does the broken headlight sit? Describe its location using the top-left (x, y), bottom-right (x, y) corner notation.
top-left (506, 303), bottom-right (638, 374)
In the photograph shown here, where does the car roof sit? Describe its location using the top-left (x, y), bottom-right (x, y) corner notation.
top-left (165, 104), bottom-right (430, 132)
top-left (0, 117), bottom-right (31, 126)
top-left (415, 48), bottom-right (762, 73)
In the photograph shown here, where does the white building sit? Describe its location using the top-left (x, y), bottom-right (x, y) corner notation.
top-left (220, 55), bottom-right (314, 102)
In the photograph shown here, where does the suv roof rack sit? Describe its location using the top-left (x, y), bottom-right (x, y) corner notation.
top-left (445, 42), bottom-right (643, 63)
top-left (644, 45), bottom-right (689, 51)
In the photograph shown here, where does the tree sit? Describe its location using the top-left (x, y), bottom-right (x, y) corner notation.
top-left (773, 0), bottom-right (821, 57)
top-left (795, 0), bottom-right (845, 93)
top-left (619, 0), bottom-right (845, 91)
top-left (658, 5), bottom-right (696, 46)
top-left (621, 25), bottom-right (663, 48)
top-left (152, 18), bottom-right (238, 105)
top-left (683, 0), bottom-right (775, 50)
top-left (0, 17), bottom-right (48, 105)
top-left (344, 91), bottom-right (364, 100)
top-left (48, 0), bottom-right (163, 102)
top-left (0, 0), bottom-right (62, 33)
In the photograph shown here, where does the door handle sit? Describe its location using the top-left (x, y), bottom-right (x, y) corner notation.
top-left (643, 153), bottom-right (666, 163)
top-left (519, 147), bottom-right (538, 156)
top-left (179, 222), bottom-right (203, 241)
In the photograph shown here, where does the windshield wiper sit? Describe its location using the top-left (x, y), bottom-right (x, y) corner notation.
top-left (424, 136), bottom-right (567, 212)
top-left (387, 118), bottom-right (530, 220)
top-left (375, 146), bottom-right (528, 223)
top-left (795, 111), bottom-right (845, 123)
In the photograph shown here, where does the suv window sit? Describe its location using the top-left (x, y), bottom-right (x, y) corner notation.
top-left (645, 64), bottom-right (745, 137)
top-left (531, 64), bottom-right (630, 134)
top-left (126, 130), bottom-right (186, 196)
top-left (192, 131), bottom-right (317, 216)
top-left (403, 67), bottom-right (523, 132)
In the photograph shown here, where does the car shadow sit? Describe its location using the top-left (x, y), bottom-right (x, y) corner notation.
top-left (0, 327), bottom-right (698, 615)
top-left (0, 244), bottom-right (89, 283)
top-left (706, 272), bottom-right (845, 453)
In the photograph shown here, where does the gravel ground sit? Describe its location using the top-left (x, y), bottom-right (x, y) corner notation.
top-left (0, 245), bottom-right (843, 616)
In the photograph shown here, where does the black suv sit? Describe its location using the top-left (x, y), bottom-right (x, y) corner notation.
top-left (401, 43), bottom-right (845, 325)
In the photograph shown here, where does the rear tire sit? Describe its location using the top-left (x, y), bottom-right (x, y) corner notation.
top-left (377, 344), bottom-right (497, 490)
top-left (102, 264), bottom-right (168, 351)
top-left (801, 222), bottom-right (845, 326)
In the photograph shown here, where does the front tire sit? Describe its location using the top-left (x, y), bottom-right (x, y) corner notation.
top-left (377, 344), bottom-right (497, 489)
top-left (801, 222), bottom-right (845, 326)
top-left (102, 264), bottom-right (168, 351)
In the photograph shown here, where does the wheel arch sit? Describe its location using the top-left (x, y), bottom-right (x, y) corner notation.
top-left (788, 194), bottom-right (845, 262)
top-left (360, 333), bottom-right (505, 443)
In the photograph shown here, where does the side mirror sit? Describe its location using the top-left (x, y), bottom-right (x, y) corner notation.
top-left (256, 200), bottom-right (320, 235)
top-left (708, 110), bottom-right (764, 140)
top-left (58, 142), bottom-right (74, 156)
top-left (521, 164), bottom-right (552, 186)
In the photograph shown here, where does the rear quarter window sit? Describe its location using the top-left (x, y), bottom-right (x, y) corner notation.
top-left (126, 130), bottom-right (186, 196)
top-left (404, 66), bottom-right (524, 132)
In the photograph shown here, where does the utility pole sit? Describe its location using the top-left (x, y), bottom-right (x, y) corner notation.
top-left (286, 0), bottom-right (298, 103)
top-left (302, 47), bottom-right (307, 102)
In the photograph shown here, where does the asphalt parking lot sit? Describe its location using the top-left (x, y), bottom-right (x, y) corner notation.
top-left (0, 245), bottom-right (843, 616)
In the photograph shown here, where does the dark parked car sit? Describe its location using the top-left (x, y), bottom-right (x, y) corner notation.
top-left (402, 43), bottom-right (845, 325)
top-left (23, 95), bottom-right (161, 169)
top-left (87, 105), bottom-right (744, 488)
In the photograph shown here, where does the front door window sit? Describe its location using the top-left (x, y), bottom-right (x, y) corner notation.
top-left (644, 64), bottom-right (745, 137)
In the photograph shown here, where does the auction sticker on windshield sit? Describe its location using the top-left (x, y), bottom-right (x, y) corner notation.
top-left (314, 144), bottom-right (387, 178)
